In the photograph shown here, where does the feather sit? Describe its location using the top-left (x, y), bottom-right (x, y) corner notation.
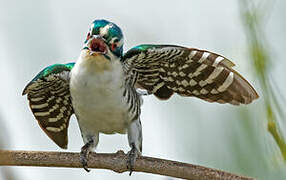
top-left (22, 63), bottom-right (75, 148)
top-left (122, 45), bottom-right (258, 105)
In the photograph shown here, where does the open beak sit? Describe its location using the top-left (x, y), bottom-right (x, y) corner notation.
top-left (85, 36), bottom-right (107, 55)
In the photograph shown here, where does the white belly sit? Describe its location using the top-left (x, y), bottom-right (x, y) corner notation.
top-left (70, 55), bottom-right (129, 134)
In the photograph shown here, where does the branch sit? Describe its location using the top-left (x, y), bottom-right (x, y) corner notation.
top-left (0, 150), bottom-right (255, 180)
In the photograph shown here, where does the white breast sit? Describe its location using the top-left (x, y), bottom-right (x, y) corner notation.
top-left (70, 53), bottom-right (129, 135)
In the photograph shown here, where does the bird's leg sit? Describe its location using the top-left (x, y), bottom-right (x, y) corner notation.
top-left (127, 118), bottom-right (142, 175)
top-left (127, 143), bottom-right (140, 175)
top-left (78, 125), bottom-right (99, 172)
top-left (80, 139), bottom-right (94, 172)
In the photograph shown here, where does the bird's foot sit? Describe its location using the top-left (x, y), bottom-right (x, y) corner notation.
top-left (80, 140), bottom-right (94, 172)
top-left (127, 143), bottom-right (140, 176)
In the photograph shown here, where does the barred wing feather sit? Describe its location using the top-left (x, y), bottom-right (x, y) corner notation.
top-left (122, 45), bottom-right (258, 105)
top-left (22, 63), bottom-right (75, 149)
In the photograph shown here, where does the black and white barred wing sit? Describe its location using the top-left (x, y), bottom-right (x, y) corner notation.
top-left (122, 45), bottom-right (258, 105)
top-left (22, 63), bottom-right (75, 149)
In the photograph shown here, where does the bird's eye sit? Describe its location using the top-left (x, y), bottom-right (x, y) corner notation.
top-left (111, 43), bottom-right (117, 51)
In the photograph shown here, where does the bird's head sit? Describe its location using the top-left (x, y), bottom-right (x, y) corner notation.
top-left (81, 19), bottom-right (124, 61)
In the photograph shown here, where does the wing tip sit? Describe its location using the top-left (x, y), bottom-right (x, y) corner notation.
top-left (153, 85), bottom-right (174, 100)
top-left (51, 138), bottom-right (68, 149)
top-left (41, 126), bottom-right (69, 150)
top-left (240, 89), bottom-right (259, 105)
top-left (58, 143), bottom-right (68, 149)
top-left (203, 76), bottom-right (259, 106)
top-left (233, 73), bottom-right (259, 105)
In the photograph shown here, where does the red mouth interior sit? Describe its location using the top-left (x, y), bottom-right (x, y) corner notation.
top-left (89, 38), bottom-right (106, 53)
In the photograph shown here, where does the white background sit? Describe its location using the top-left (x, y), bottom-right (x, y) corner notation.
top-left (0, 0), bottom-right (286, 179)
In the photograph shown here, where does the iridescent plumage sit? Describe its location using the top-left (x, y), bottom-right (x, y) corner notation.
top-left (23, 19), bottom-right (258, 173)
top-left (85, 19), bottom-right (123, 57)
top-left (22, 63), bottom-right (74, 148)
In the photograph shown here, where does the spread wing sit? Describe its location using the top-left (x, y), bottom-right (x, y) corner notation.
top-left (22, 63), bottom-right (75, 149)
top-left (122, 45), bottom-right (258, 105)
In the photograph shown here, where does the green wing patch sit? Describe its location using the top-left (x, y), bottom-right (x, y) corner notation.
top-left (23, 62), bottom-right (75, 149)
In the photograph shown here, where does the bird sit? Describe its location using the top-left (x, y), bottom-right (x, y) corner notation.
top-left (22, 19), bottom-right (259, 173)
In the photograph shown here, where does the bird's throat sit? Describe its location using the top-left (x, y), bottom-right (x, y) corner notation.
top-left (80, 51), bottom-right (112, 73)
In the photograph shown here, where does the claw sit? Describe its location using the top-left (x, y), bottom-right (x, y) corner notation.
top-left (127, 143), bottom-right (139, 176)
top-left (80, 150), bottom-right (90, 172)
top-left (80, 140), bottom-right (94, 172)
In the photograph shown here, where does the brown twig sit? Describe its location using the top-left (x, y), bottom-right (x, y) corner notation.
top-left (0, 150), bottom-right (255, 180)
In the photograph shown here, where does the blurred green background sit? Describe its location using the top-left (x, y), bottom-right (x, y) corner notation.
top-left (0, 0), bottom-right (286, 179)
